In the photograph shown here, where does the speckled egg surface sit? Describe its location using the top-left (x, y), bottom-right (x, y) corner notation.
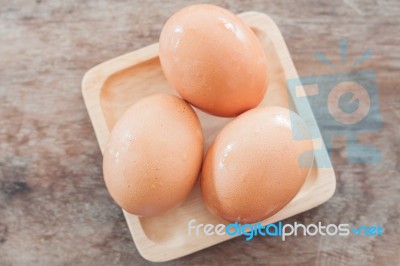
top-left (201, 106), bottom-right (314, 223)
top-left (159, 4), bottom-right (268, 117)
top-left (103, 93), bottom-right (203, 217)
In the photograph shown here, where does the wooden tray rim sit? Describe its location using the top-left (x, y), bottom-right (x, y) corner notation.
top-left (81, 11), bottom-right (336, 262)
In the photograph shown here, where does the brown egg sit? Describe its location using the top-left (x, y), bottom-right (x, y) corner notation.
top-left (103, 93), bottom-right (203, 217)
top-left (201, 106), bottom-right (314, 223)
top-left (159, 4), bottom-right (268, 117)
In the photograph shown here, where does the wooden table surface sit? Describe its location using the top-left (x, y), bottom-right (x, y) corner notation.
top-left (1, 0), bottom-right (399, 265)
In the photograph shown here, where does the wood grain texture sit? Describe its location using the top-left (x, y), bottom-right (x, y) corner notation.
top-left (0, 0), bottom-right (399, 265)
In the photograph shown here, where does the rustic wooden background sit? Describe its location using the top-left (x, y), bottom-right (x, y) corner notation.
top-left (1, 0), bottom-right (399, 265)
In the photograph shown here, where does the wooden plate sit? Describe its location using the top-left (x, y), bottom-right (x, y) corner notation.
top-left (82, 11), bottom-right (336, 262)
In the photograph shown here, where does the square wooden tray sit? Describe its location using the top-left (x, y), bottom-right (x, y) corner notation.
top-left (82, 11), bottom-right (336, 262)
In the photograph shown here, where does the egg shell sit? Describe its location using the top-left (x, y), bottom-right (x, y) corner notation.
top-left (201, 106), bottom-right (314, 223)
top-left (103, 93), bottom-right (203, 217)
top-left (159, 4), bottom-right (268, 117)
